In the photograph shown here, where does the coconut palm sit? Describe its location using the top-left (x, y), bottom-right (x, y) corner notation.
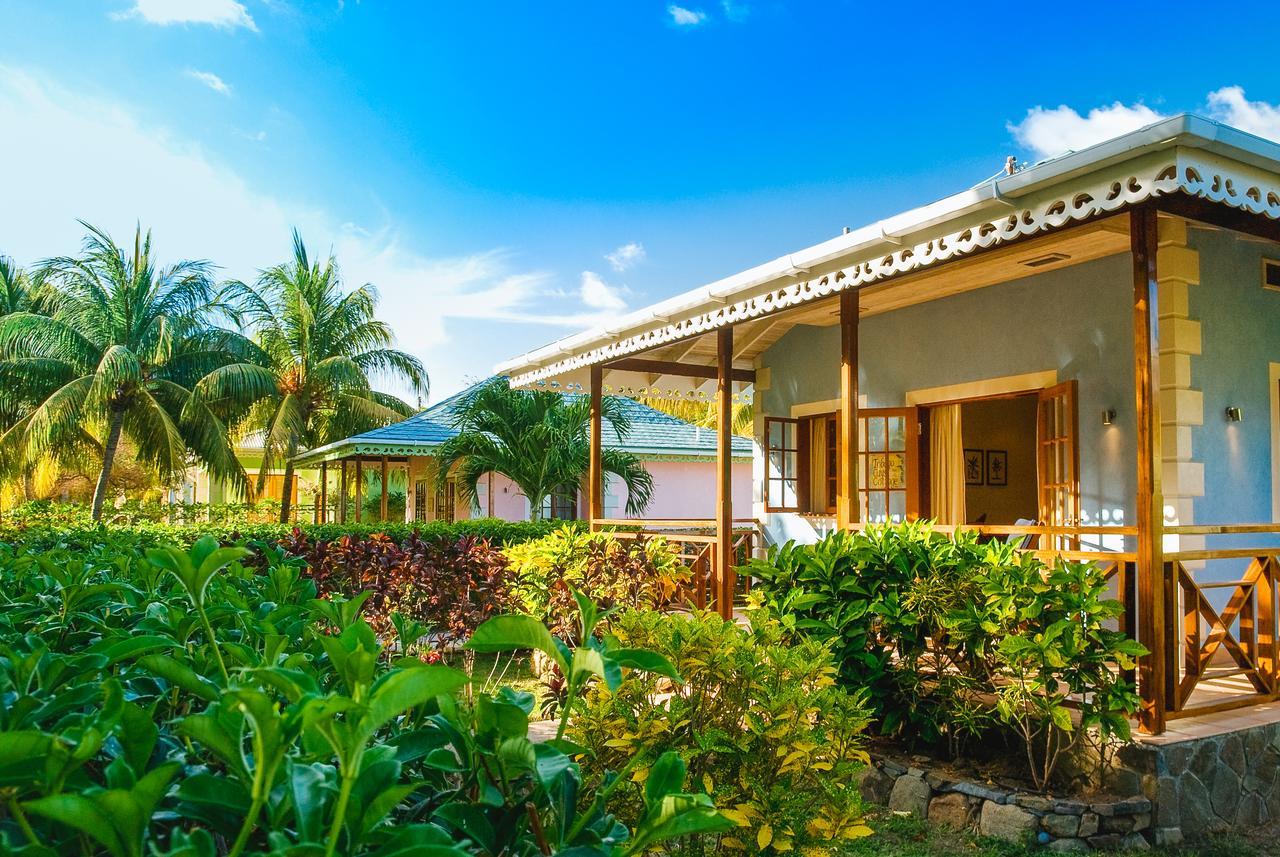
top-left (0, 223), bottom-right (253, 520)
top-left (639, 396), bottom-right (754, 437)
top-left (195, 231), bottom-right (426, 522)
top-left (433, 377), bottom-right (654, 520)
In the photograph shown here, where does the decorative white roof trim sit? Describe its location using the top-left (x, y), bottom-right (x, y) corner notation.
top-left (508, 152), bottom-right (1178, 390)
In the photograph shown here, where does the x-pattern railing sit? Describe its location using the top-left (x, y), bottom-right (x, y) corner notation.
top-left (1166, 548), bottom-right (1280, 713)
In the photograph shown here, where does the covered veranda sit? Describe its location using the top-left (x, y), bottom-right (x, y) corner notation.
top-left (497, 115), bottom-right (1280, 735)
top-left (293, 447), bottom-right (412, 524)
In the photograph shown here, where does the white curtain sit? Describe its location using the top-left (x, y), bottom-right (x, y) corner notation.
top-left (930, 404), bottom-right (966, 525)
top-left (808, 417), bottom-right (828, 513)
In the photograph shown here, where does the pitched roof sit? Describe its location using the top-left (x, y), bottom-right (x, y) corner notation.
top-left (294, 378), bottom-right (751, 466)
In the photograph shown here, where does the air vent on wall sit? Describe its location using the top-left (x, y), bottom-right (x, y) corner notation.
top-left (1018, 252), bottom-right (1071, 269)
top-left (1264, 258), bottom-right (1280, 291)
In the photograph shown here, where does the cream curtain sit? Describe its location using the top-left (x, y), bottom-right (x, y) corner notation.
top-left (929, 404), bottom-right (966, 525)
top-left (808, 417), bottom-right (828, 513)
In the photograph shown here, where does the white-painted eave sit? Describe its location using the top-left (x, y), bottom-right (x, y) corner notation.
top-left (496, 114), bottom-right (1280, 379)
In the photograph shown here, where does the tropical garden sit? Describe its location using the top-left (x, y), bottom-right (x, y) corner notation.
top-left (0, 227), bottom-right (1254, 855)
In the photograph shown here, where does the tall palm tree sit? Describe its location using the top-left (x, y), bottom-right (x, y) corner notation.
top-left (639, 396), bottom-right (754, 437)
top-left (0, 223), bottom-right (253, 520)
top-left (434, 378), bottom-right (654, 521)
top-left (195, 231), bottom-right (427, 522)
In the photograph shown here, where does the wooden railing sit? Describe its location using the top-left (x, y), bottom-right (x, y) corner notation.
top-left (1162, 524), bottom-right (1280, 718)
top-left (597, 519), bottom-right (761, 612)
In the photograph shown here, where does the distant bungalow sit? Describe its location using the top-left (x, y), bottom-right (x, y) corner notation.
top-left (293, 378), bottom-right (751, 524)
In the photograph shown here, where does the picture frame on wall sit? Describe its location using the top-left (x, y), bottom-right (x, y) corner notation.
top-left (986, 449), bottom-right (1008, 487)
top-left (964, 448), bottom-right (984, 486)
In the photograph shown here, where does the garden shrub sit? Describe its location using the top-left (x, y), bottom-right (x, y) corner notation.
top-left (570, 609), bottom-right (872, 855)
top-left (503, 526), bottom-right (687, 643)
top-left (745, 522), bottom-right (1145, 790)
top-left (0, 537), bottom-right (729, 855)
top-left (280, 529), bottom-right (513, 645)
top-left (0, 500), bottom-right (570, 552)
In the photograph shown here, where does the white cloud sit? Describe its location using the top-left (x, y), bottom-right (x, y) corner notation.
top-left (667, 5), bottom-right (707, 26)
top-left (1206, 86), bottom-right (1280, 142)
top-left (579, 271), bottom-right (628, 312)
top-left (720, 0), bottom-right (749, 21)
top-left (1008, 101), bottom-right (1167, 159)
top-left (1010, 88), bottom-right (1280, 160)
top-left (113, 0), bottom-right (258, 31)
top-left (186, 69), bottom-right (231, 96)
top-left (0, 65), bottom-right (610, 397)
top-left (605, 241), bottom-right (645, 272)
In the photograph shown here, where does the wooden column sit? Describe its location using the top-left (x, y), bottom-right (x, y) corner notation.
top-left (339, 460), bottom-right (348, 523)
top-left (355, 459), bottom-right (363, 524)
top-left (588, 363), bottom-right (604, 530)
top-left (1132, 205), bottom-right (1167, 735)
top-left (716, 326), bottom-right (735, 620)
top-left (318, 461), bottom-right (327, 524)
top-left (380, 456), bottom-right (389, 522)
top-left (838, 289), bottom-right (860, 529)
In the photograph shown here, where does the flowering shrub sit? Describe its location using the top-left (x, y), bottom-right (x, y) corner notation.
top-left (570, 609), bottom-right (872, 855)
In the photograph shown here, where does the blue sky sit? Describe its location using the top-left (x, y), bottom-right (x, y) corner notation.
top-left (2, 1), bottom-right (1280, 400)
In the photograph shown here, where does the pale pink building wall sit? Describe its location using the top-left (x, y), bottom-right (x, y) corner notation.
top-left (454, 460), bottom-right (752, 521)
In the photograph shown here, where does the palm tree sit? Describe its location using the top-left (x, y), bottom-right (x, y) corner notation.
top-left (195, 231), bottom-right (427, 523)
top-left (434, 377), bottom-right (654, 521)
top-left (0, 223), bottom-right (253, 520)
top-left (0, 256), bottom-right (50, 316)
top-left (639, 396), bottom-right (754, 437)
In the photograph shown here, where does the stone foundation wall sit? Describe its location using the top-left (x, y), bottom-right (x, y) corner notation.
top-left (858, 758), bottom-right (1156, 852)
top-left (1117, 719), bottom-right (1280, 838)
top-left (859, 718), bottom-right (1280, 849)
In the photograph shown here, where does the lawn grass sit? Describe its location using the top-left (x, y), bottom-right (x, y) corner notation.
top-left (835, 811), bottom-right (1264, 857)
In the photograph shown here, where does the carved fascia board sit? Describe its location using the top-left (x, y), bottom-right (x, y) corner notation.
top-left (1176, 147), bottom-right (1280, 218)
top-left (510, 151), bottom-right (1195, 392)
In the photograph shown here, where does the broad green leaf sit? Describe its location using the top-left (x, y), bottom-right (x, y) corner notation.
top-left (466, 615), bottom-right (567, 673)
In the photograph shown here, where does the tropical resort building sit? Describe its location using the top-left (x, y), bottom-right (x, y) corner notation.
top-left (495, 114), bottom-right (1280, 750)
top-left (293, 379), bottom-right (751, 525)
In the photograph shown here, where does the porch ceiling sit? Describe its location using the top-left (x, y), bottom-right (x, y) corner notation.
top-left (592, 215), bottom-right (1132, 399)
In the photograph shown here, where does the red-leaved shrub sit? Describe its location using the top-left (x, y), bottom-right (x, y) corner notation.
top-left (280, 528), bottom-right (512, 645)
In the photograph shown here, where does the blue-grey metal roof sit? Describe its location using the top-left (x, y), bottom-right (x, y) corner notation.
top-left (295, 379), bottom-right (751, 465)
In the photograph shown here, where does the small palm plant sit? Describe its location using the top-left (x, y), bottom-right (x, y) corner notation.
top-left (0, 223), bottom-right (254, 520)
top-left (196, 231), bottom-right (427, 522)
top-left (434, 377), bottom-right (654, 520)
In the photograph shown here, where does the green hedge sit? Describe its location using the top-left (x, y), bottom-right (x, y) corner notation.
top-left (0, 516), bottom-right (577, 551)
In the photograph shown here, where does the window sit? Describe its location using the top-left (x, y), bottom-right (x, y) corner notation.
top-left (413, 479), bottom-right (428, 521)
top-left (1265, 259), bottom-right (1280, 292)
top-left (541, 486), bottom-right (579, 521)
top-left (765, 417), bottom-right (800, 511)
top-left (435, 480), bottom-right (456, 523)
top-left (859, 411), bottom-right (914, 523)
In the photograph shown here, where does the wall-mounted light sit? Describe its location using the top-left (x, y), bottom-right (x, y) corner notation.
top-left (1226, 406), bottom-right (1243, 422)
top-left (1102, 409), bottom-right (1117, 426)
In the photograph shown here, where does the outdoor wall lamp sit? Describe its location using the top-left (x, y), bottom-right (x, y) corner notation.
top-left (1226, 406), bottom-right (1243, 422)
top-left (1102, 409), bottom-right (1116, 426)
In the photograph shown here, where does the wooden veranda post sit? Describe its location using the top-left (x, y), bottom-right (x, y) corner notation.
top-left (588, 364), bottom-right (604, 530)
top-left (339, 461), bottom-right (348, 523)
top-left (317, 461), bottom-right (327, 524)
top-left (716, 326), bottom-right (735, 620)
top-left (355, 460), bottom-right (363, 524)
top-left (380, 456), bottom-right (389, 522)
top-left (838, 289), bottom-right (860, 529)
top-left (1132, 205), bottom-right (1167, 735)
